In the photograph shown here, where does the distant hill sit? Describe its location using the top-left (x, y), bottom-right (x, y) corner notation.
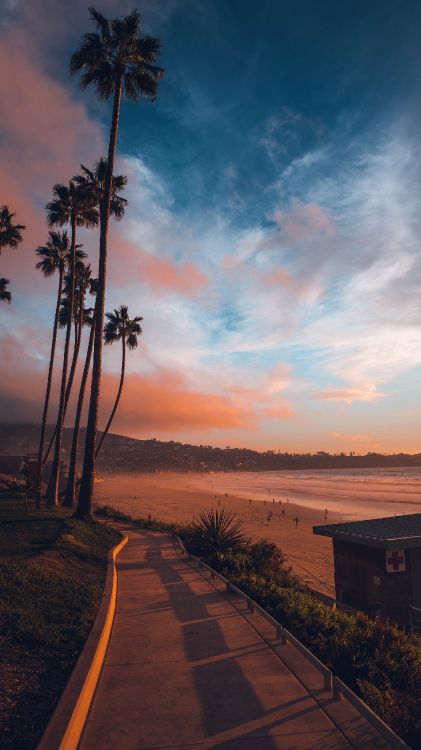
top-left (1, 422), bottom-right (420, 474)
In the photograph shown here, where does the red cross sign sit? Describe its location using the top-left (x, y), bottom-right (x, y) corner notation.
top-left (385, 549), bottom-right (405, 573)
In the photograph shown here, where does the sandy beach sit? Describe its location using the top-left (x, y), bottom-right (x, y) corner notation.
top-left (93, 467), bottom-right (420, 596)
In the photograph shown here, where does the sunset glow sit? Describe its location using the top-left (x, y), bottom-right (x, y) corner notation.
top-left (1, 0), bottom-right (421, 453)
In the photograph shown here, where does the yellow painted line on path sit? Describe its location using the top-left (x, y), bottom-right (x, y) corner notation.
top-left (58, 535), bottom-right (128, 750)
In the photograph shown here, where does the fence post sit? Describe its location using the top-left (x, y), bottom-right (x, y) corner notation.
top-left (226, 582), bottom-right (231, 593)
top-left (332, 677), bottom-right (342, 700)
top-left (247, 598), bottom-right (255, 613)
top-left (323, 670), bottom-right (333, 692)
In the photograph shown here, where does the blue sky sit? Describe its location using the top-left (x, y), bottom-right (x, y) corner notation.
top-left (1, 0), bottom-right (421, 452)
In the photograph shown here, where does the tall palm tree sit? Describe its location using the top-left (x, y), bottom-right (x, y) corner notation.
top-left (0, 205), bottom-right (25, 255)
top-left (0, 278), bottom-right (11, 303)
top-left (95, 305), bottom-right (142, 458)
top-left (71, 7), bottom-right (163, 519)
top-left (45, 181), bottom-right (98, 507)
top-left (59, 261), bottom-right (92, 416)
top-left (64, 278), bottom-right (98, 508)
top-left (42, 257), bottom-right (90, 471)
top-left (35, 231), bottom-right (83, 506)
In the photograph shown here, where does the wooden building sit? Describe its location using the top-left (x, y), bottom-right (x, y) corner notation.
top-left (313, 513), bottom-right (421, 627)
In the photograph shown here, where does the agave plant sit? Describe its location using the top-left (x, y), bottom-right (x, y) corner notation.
top-left (189, 508), bottom-right (247, 556)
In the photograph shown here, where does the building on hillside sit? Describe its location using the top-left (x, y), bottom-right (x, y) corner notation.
top-left (313, 513), bottom-right (421, 627)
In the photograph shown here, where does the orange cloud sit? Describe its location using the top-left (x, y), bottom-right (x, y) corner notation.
top-left (0, 334), bottom-right (254, 434)
top-left (101, 369), bottom-right (255, 434)
top-left (314, 385), bottom-right (384, 404)
top-left (329, 432), bottom-right (384, 452)
top-left (274, 200), bottom-right (334, 242)
top-left (264, 267), bottom-right (295, 287)
top-left (0, 29), bottom-right (102, 286)
top-left (228, 376), bottom-right (295, 421)
top-left (110, 239), bottom-right (208, 296)
top-left (261, 403), bottom-right (295, 420)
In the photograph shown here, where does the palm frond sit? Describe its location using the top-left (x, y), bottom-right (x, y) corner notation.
top-left (0, 277), bottom-right (11, 303)
top-left (0, 205), bottom-right (26, 252)
top-left (89, 7), bottom-right (112, 43)
top-left (126, 332), bottom-right (138, 350)
top-left (35, 230), bottom-right (71, 276)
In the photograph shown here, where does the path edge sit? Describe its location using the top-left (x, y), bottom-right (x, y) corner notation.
top-left (37, 531), bottom-right (128, 750)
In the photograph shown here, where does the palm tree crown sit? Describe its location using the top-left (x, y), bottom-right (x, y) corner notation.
top-left (35, 231), bottom-right (86, 278)
top-left (59, 261), bottom-right (93, 328)
top-left (45, 181), bottom-right (98, 229)
top-left (70, 7), bottom-right (164, 101)
top-left (0, 278), bottom-right (11, 304)
top-left (104, 304), bottom-right (143, 349)
top-left (0, 205), bottom-right (25, 254)
top-left (74, 158), bottom-right (127, 220)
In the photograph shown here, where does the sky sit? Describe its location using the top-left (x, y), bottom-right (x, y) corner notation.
top-left (1, 0), bottom-right (421, 453)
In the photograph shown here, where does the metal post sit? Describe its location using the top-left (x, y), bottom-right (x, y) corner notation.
top-left (332, 677), bottom-right (342, 699)
top-left (247, 599), bottom-right (255, 613)
top-left (323, 671), bottom-right (333, 691)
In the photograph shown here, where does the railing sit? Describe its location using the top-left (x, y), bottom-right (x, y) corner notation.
top-left (409, 605), bottom-right (421, 632)
top-left (174, 536), bottom-right (411, 750)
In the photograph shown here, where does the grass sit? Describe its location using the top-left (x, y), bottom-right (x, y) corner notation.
top-left (0, 506), bottom-right (120, 750)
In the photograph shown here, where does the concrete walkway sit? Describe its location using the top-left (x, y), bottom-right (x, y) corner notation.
top-left (79, 530), bottom-right (392, 750)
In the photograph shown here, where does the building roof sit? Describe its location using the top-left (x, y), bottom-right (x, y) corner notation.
top-left (313, 513), bottom-right (421, 549)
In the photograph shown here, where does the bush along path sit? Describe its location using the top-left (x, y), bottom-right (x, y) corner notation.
top-left (0, 509), bottom-right (120, 750)
top-left (95, 504), bottom-right (421, 749)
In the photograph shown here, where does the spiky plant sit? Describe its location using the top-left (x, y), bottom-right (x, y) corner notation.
top-left (189, 509), bottom-right (247, 556)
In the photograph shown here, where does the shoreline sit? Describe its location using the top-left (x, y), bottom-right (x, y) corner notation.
top-left (94, 468), bottom-right (421, 598)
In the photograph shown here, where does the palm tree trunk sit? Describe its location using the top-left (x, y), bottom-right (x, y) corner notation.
top-left (36, 268), bottom-right (63, 508)
top-left (42, 316), bottom-right (82, 467)
top-left (96, 333), bottom-right (125, 458)
top-left (64, 320), bottom-right (95, 508)
top-left (47, 213), bottom-right (77, 506)
top-left (76, 74), bottom-right (123, 520)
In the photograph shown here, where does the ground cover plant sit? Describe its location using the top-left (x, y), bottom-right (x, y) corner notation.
top-left (0, 507), bottom-right (120, 750)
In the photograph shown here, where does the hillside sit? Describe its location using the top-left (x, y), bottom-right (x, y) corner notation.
top-left (1, 422), bottom-right (420, 473)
